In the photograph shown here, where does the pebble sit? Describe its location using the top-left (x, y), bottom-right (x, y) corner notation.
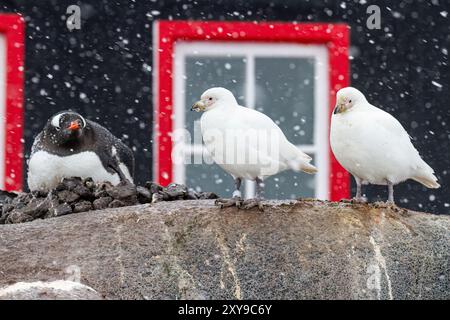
top-left (0, 177), bottom-right (218, 224)
top-left (73, 201), bottom-right (93, 213)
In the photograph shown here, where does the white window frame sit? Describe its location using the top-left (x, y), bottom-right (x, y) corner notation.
top-left (173, 41), bottom-right (329, 199)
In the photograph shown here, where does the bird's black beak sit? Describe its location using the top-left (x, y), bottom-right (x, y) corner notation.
top-left (333, 104), bottom-right (340, 114)
top-left (334, 101), bottom-right (347, 114)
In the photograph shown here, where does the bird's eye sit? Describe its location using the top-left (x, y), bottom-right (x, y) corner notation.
top-left (55, 126), bottom-right (60, 131)
top-left (349, 100), bottom-right (352, 103)
top-left (209, 97), bottom-right (213, 101)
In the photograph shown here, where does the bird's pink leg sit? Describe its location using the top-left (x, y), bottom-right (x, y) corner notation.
top-left (387, 181), bottom-right (395, 204)
top-left (352, 175), bottom-right (367, 203)
top-left (242, 177), bottom-right (264, 211)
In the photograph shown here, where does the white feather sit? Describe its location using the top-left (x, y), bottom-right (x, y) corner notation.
top-left (51, 113), bottom-right (63, 128)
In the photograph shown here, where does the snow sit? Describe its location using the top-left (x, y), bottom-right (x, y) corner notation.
top-left (431, 81), bottom-right (443, 88)
top-left (0, 280), bottom-right (97, 296)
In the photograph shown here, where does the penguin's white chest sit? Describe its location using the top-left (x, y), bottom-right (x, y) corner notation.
top-left (27, 150), bottom-right (120, 191)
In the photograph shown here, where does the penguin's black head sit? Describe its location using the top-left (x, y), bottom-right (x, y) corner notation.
top-left (46, 111), bottom-right (87, 145)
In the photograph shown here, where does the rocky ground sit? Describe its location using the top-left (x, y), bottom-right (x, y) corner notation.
top-left (0, 178), bottom-right (218, 224)
top-left (0, 199), bottom-right (449, 299)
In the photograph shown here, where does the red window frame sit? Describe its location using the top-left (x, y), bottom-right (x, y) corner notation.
top-left (0, 14), bottom-right (25, 191)
top-left (154, 20), bottom-right (350, 200)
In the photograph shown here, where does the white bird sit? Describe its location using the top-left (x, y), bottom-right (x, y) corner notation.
top-left (330, 87), bottom-right (439, 203)
top-left (191, 87), bottom-right (317, 209)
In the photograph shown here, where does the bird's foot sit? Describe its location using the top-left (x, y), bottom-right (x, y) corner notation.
top-left (241, 198), bottom-right (264, 211)
top-left (215, 197), bottom-right (242, 209)
top-left (373, 200), bottom-right (397, 209)
top-left (385, 200), bottom-right (396, 206)
top-left (351, 196), bottom-right (368, 204)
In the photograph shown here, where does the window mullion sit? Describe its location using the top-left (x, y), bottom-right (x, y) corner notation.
top-left (245, 53), bottom-right (256, 199)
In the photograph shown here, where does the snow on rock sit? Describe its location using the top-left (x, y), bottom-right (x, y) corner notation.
top-left (0, 280), bottom-right (102, 300)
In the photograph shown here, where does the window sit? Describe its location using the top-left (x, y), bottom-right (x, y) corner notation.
top-left (154, 21), bottom-right (350, 200)
top-left (173, 42), bottom-right (329, 199)
top-left (0, 14), bottom-right (25, 191)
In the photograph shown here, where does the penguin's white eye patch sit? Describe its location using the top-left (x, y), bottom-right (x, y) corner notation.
top-left (51, 113), bottom-right (63, 128)
top-left (79, 115), bottom-right (86, 128)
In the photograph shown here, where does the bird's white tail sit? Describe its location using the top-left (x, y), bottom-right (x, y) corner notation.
top-left (412, 162), bottom-right (440, 188)
top-left (284, 142), bottom-right (317, 174)
top-left (300, 162), bottom-right (318, 174)
top-left (288, 159), bottom-right (317, 174)
top-left (412, 174), bottom-right (440, 188)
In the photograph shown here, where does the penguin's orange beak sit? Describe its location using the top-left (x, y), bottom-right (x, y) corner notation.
top-left (68, 121), bottom-right (80, 131)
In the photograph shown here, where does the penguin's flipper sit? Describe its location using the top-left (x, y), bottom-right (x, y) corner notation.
top-left (107, 159), bottom-right (132, 184)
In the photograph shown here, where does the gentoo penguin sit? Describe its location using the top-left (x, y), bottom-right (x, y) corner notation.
top-left (27, 111), bottom-right (135, 192)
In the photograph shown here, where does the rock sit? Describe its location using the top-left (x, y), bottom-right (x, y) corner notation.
top-left (5, 210), bottom-right (33, 224)
top-left (197, 192), bottom-right (219, 200)
top-left (106, 181), bottom-right (137, 201)
top-left (30, 190), bottom-right (48, 198)
top-left (57, 190), bottom-right (80, 203)
top-left (21, 198), bottom-right (53, 219)
top-left (0, 280), bottom-right (103, 300)
top-left (83, 177), bottom-right (96, 189)
top-left (59, 177), bottom-right (83, 191)
top-left (145, 181), bottom-right (163, 194)
top-left (0, 200), bottom-right (448, 299)
top-left (94, 189), bottom-right (109, 198)
top-left (2, 203), bottom-right (14, 216)
top-left (186, 190), bottom-right (199, 200)
top-left (0, 214), bottom-right (7, 224)
top-left (108, 199), bottom-right (125, 208)
top-left (136, 186), bottom-right (152, 204)
top-left (164, 183), bottom-right (188, 199)
top-left (48, 203), bottom-right (72, 217)
top-left (73, 185), bottom-right (93, 199)
top-left (12, 193), bottom-right (32, 208)
top-left (0, 190), bottom-right (18, 203)
top-left (94, 182), bottom-right (113, 198)
top-left (73, 201), bottom-right (92, 213)
top-left (152, 192), bottom-right (168, 203)
top-left (93, 197), bottom-right (113, 210)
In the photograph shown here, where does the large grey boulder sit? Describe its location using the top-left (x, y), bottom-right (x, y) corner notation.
top-left (0, 200), bottom-right (448, 300)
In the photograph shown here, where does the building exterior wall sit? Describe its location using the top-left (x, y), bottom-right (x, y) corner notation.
top-left (0, 0), bottom-right (448, 213)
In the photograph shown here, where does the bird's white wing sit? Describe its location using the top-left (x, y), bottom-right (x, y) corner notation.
top-left (369, 106), bottom-right (422, 158)
top-left (234, 106), bottom-right (316, 173)
top-left (371, 107), bottom-right (412, 141)
top-left (369, 106), bottom-right (439, 187)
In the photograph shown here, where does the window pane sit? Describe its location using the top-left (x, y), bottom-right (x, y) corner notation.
top-left (184, 57), bottom-right (246, 137)
top-left (262, 168), bottom-right (316, 200)
top-left (255, 57), bottom-right (315, 145)
top-left (185, 151), bottom-right (251, 197)
top-left (185, 163), bottom-right (234, 197)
